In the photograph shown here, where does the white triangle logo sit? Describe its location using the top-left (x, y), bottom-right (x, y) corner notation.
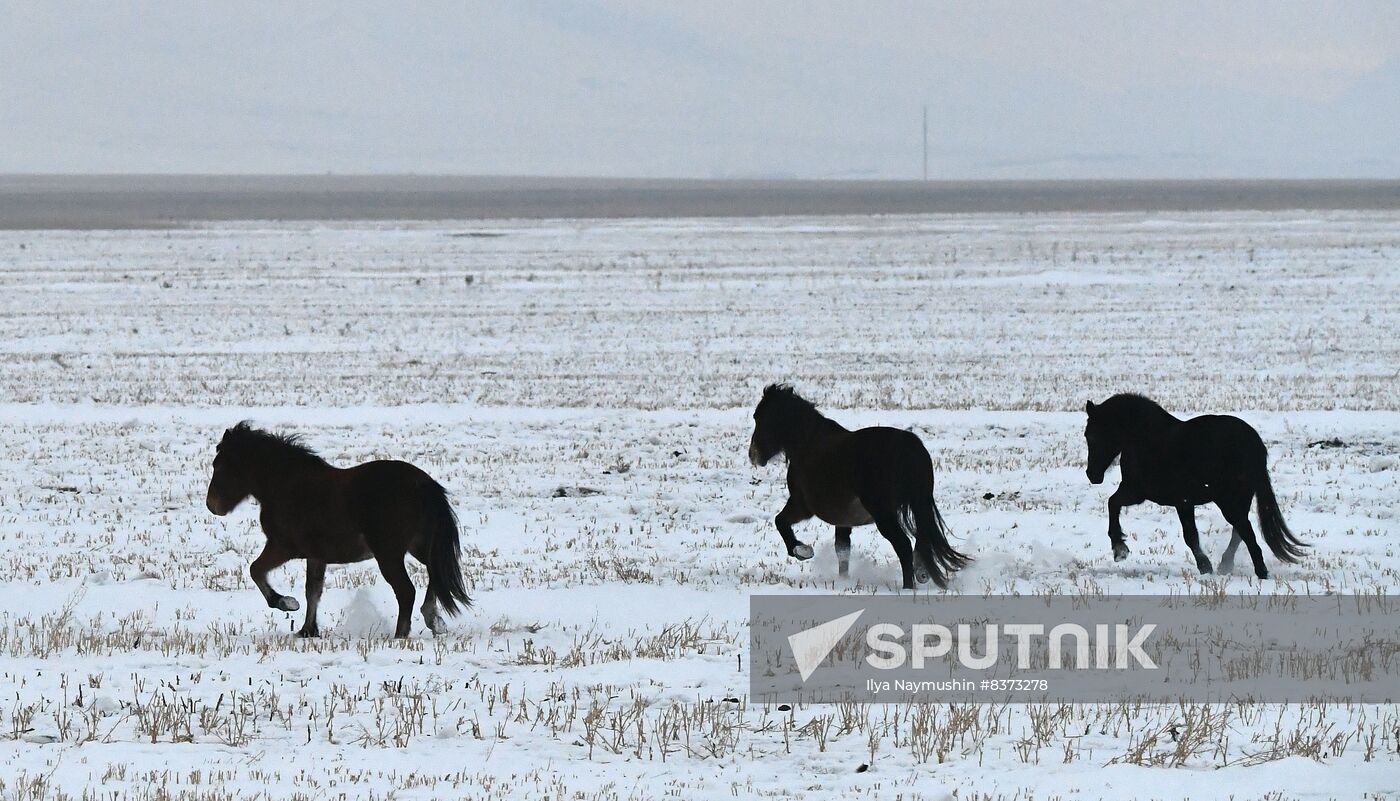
top-left (787, 609), bottom-right (865, 682)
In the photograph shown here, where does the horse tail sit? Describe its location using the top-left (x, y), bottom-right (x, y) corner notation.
top-left (1250, 450), bottom-right (1307, 564)
top-left (901, 495), bottom-right (971, 589)
top-left (423, 481), bottom-right (472, 615)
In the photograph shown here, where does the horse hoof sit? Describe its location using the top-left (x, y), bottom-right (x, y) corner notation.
top-left (1255, 570), bottom-right (1270, 580)
top-left (1112, 546), bottom-right (1129, 562)
top-left (914, 568), bottom-right (931, 585)
top-left (791, 544), bottom-right (814, 560)
top-left (276, 597), bottom-right (301, 612)
top-left (296, 628), bottom-right (319, 639)
top-left (1217, 562), bottom-right (1234, 575)
top-left (1197, 561), bottom-right (1214, 575)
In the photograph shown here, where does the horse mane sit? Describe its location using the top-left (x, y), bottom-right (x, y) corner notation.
top-left (1093, 393), bottom-right (1178, 428)
top-left (219, 421), bottom-right (329, 467)
top-left (760, 383), bottom-right (839, 433)
top-left (762, 383), bottom-right (818, 415)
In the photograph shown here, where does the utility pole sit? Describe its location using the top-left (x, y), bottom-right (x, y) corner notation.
top-left (922, 105), bottom-right (929, 181)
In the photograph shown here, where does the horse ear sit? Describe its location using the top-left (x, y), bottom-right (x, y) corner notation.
top-left (1085, 400), bottom-right (1096, 415)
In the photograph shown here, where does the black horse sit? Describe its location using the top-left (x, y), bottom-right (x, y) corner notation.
top-left (205, 423), bottom-right (472, 638)
top-left (1084, 394), bottom-right (1306, 578)
top-left (748, 384), bottom-right (969, 589)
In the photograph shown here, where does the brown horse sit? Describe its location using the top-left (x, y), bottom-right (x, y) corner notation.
top-left (748, 384), bottom-right (970, 589)
top-left (205, 422), bottom-right (471, 637)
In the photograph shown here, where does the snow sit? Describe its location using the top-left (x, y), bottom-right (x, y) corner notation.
top-left (0, 211), bottom-right (1397, 800)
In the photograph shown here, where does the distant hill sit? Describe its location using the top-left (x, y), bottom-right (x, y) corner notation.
top-left (3, 175), bottom-right (1399, 229)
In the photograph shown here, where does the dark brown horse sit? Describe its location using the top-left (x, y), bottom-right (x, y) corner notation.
top-left (1084, 394), bottom-right (1306, 578)
top-left (205, 423), bottom-right (471, 637)
top-left (748, 384), bottom-right (969, 589)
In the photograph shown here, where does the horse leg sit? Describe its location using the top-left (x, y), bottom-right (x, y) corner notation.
top-left (834, 527), bottom-right (851, 577)
top-left (408, 542), bottom-right (441, 635)
top-left (1217, 530), bottom-right (1243, 575)
top-left (1218, 497), bottom-right (1269, 580)
top-left (375, 553), bottom-right (417, 638)
top-left (1175, 505), bottom-right (1213, 575)
top-left (1106, 487), bottom-right (1139, 561)
top-left (297, 559), bottom-right (325, 637)
top-left (250, 542), bottom-right (299, 612)
top-left (872, 513), bottom-right (916, 590)
top-left (775, 497), bottom-right (814, 560)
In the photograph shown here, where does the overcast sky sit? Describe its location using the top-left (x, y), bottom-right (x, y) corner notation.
top-left (2, 1), bottom-right (1397, 178)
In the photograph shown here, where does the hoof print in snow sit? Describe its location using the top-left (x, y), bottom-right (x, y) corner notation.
top-left (553, 486), bottom-right (602, 498)
top-left (1307, 437), bottom-right (1347, 449)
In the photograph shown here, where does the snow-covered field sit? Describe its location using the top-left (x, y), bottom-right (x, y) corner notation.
top-left (1, 212), bottom-right (1397, 800)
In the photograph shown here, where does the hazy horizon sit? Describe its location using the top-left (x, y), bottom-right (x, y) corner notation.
top-left (3, 2), bottom-right (1398, 180)
top-left (4, 175), bottom-right (1399, 228)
